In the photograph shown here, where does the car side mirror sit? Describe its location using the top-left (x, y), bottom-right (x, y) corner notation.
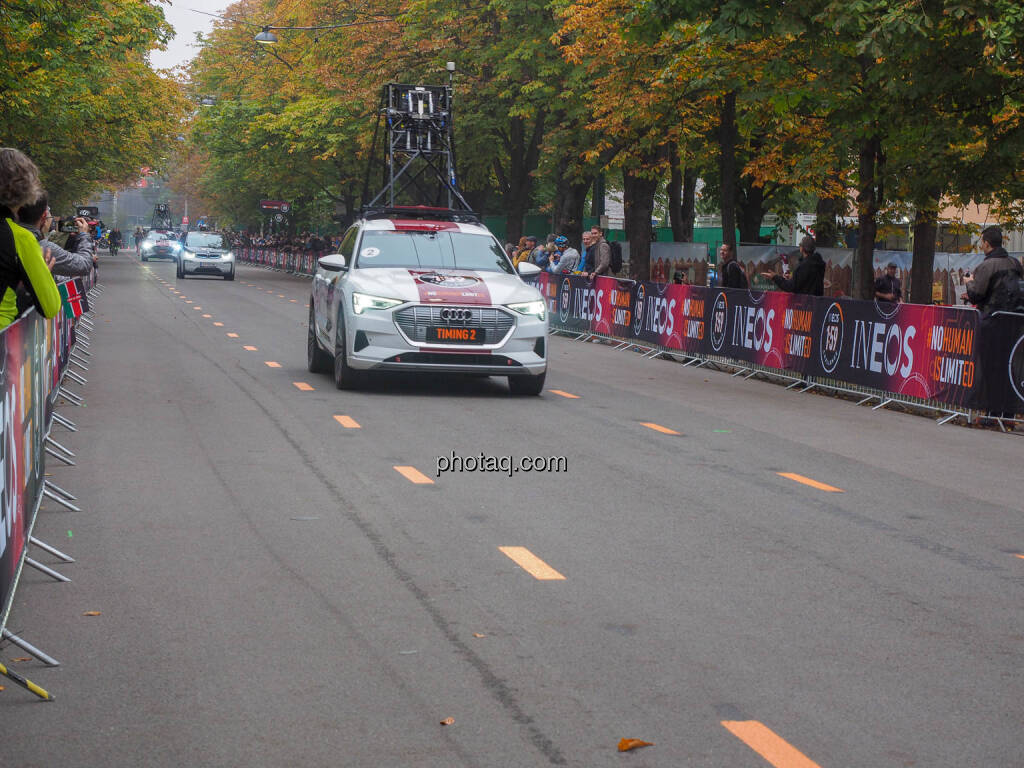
top-left (517, 262), bottom-right (541, 277)
top-left (318, 253), bottom-right (348, 272)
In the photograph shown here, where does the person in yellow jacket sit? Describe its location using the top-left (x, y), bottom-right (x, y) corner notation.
top-left (0, 148), bottom-right (61, 328)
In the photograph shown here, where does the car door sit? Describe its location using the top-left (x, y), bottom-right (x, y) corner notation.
top-left (315, 225), bottom-right (357, 349)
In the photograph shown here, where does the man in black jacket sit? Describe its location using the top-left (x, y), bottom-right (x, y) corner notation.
top-left (717, 243), bottom-right (748, 289)
top-left (761, 236), bottom-right (825, 296)
top-left (965, 226), bottom-right (1022, 317)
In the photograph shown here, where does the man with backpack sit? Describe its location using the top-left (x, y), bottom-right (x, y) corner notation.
top-left (585, 225), bottom-right (615, 278)
top-left (966, 226), bottom-right (1023, 317)
top-left (966, 226), bottom-right (1023, 425)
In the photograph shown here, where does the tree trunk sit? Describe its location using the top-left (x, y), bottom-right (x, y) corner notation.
top-left (623, 166), bottom-right (658, 282)
top-left (552, 165), bottom-right (591, 249)
top-left (854, 136), bottom-right (881, 300)
top-left (910, 198), bottom-right (940, 305)
top-left (814, 195), bottom-right (838, 248)
top-left (499, 112), bottom-right (546, 244)
top-left (718, 92), bottom-right (738, 247)
top-left (681, 167), bottom-right (696, 242)
top-left (590, 173), bottom-right (606, 218)
top-left (737, 178), bottom-right (765, 243)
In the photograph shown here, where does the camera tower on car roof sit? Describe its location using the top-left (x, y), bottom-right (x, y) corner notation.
top-left (361, 64), bottom-right (474, 216)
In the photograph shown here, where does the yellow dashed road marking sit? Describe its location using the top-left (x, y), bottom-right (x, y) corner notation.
top-left (243, 345), bottom-right (258, 351)
top-left (499, 547), bottom-right (566, 580)
top-left (642, 422), bottom-right (681, 435)
top-left (265, 361), bottom-right (281, 368)
top-left (778, 473), bottom-right (844, 493)
top-left (226, 333), bottom-right (239, 338)
top-left (721, 721), bottom-right (822, 768)
top-left (294, 382), bottom-right (314, 391)
top-left (549, 389), bottom-right (580, 399)
top-left (394, 466), bottom-right (434, 484)
top-left (333, 415), bottom-right (361, 429)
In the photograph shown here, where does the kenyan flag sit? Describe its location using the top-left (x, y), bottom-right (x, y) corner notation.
top-left (58, 278), bottom-right (90, 319)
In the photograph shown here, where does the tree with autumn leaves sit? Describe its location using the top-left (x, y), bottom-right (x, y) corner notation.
top-left (185, 0), bottom-right (1023, 296)
top-left (0, 0), bottom-right (186, 213)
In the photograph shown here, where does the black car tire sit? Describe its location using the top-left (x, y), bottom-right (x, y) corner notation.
top-left (141, 254), bottom-right (148, 261)
top-left (508, 370), bottom-right (546, 396)
top-left (225, 268), bottom-right (234, 281)
top-left (307, 306), bottom-right (332, 374)
top-left (333, 311), bottom-right (365, 390)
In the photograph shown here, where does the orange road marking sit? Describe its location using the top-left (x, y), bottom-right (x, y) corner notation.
top-left (265, 361), bottom-right (281, 368)
top-left (642, 422), bottom-right (680, 435)
top-left (778, 472), bottom-right (844, 493)
top-left (278, 294), bottom-right (285, 297)
top-left (290, 299), bottom-right (297, 303)
top-left (499, 547), bottom-right (566, 580)
top-left (1015, 554), bottom-right (1024, 560)
top-left (294, 382), bottom-right (314, 391)
top-left (213, 322), bottom-right (224, 327)
top-left (243, 345), bottom-right (258, 351)
top-left (193, 307), bottom-right (201, 311)
top-left (394, 466), bottom-right (434, 484)
top-left (202, 314), bottom-right (212, 318)
top-left (334, 415), bottom-right (361, 429)
top-left (226, 333), bottom-right (239, 338)
top-left (721, 721), bottom-right (822, 768)
top-left (549, 389), bottom-right (580, 399)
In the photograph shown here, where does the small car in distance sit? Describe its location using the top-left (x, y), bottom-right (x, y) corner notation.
top-left (178, 231), bottom-right (235, 280)
top-left (140, 229), bottom-right (180, 262)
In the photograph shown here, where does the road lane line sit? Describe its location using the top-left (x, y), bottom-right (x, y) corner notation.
top-left (202, 314), bottom-right (212, 318)
top-left (226, 333), bottom-right (239, 338)
top-left (394, 466), bottom-right (434, 484)
top-left (499, 547), bottom-right (566, 580)
top-left (289, 299), bottom-right (297, 302)
top-left (243, 346), bottom-right (258, 351)
top-left (294, 382), bottom-right (314, 391)
top-left (642, 422), bottom-right (681, 435)
top-left (334, 415), bottom-right (361, 429)
top-left (721, 721), bottom-right (822, 768)
top-left (778, 473), bottom-right (844, 493)
top-left (1015, 554), bottom-right (1024, 560)
top-left (278, 294), bottom-right (285, 297)
top-left (549, 389), bottom-right (580, 399)
top-left (193, 307), bottom-right (201, 311)
top-left (213, 322), bottom-right (224, 327)
top-left (265, 361), bottom-right (281, 368)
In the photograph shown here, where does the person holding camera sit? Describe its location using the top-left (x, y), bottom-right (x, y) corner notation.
top-left (16, 194), bottom-right (96, 278)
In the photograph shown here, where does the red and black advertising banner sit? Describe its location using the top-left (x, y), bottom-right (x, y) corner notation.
top-left (538, 274), bottom-right (998, 413)
top-left (1, 300), bottom-right (81, 631)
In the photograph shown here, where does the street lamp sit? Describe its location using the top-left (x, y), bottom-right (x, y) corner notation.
top-left (254, 27), bottom-right (278, 44)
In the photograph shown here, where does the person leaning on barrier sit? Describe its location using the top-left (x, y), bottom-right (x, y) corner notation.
top-left (550, 235), bottom-right (579, 274)
top-left (874, 262), bottom-right (903, 302)
top-left (761, 235), bottom-right (825, 296)
top-left (0, 148), bottom-right (61, 329)
top-left (17, 194), bottom-right (96, 279)
top-left (585, 226), bottom-right (612, 279)
top-left (717, 243), bottom-right (748, 289)
top-left (965, 226), bottom-right (1022, 317)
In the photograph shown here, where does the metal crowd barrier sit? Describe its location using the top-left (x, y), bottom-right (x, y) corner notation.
top-left (0, 275), bottom-right (99, 700)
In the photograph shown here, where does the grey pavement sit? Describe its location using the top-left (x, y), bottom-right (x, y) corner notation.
top-left (1, 253), bottom-right (1020, 767)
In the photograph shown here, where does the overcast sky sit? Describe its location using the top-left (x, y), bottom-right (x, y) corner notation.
top-left (148, 2), bottom-right (232, 71)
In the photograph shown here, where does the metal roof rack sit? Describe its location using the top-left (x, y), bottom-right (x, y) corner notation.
top-left (360, 206), bottom-right (481, 224)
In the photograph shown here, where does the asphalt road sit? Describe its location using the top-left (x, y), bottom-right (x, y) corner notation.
top-left (2, 253), bottom-right (1020, 768)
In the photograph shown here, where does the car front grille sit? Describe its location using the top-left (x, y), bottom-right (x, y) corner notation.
top-left (394, 305), bottom-right (515, 345)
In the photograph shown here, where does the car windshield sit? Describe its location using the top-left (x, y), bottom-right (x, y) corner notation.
top-left (185, 233), bottom-right (224, 249)
top-left (355, 231), bottom-right (513, 274)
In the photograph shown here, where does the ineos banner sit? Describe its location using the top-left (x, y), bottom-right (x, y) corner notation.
top-left (538, 274), bottom-right (994, 413)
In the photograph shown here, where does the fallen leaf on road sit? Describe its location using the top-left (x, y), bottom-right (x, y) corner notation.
top-left (618, 738), bottom-right (654, 752)
top-left (82, 611), bottom-right (101, 616)
top-left (473, 633), bottom-right (486, 638)
top-left (440, 717), bottom-right (455, 726)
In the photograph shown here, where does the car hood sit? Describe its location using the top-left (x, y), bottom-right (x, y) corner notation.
top-left (347, 267), bottom-right (541, 306)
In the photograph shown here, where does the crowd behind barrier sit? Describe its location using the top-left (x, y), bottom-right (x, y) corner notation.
top-left (0, 277), bottom-right (92, 643)
top-left (233, 246), bottom-right (1021, 417)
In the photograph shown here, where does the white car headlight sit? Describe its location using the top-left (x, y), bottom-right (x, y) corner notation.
top-left (142, 242), bottom-right (153, 251)
top-left (353, 292), bottom-right (403, 314)
top-left (223, 251), bottom-right (234, 260)
top-left (171, 242), bottom-right (182, 251)
top-left (183, 250), bottom-right (196, 260)
top-left (506, 300), bottom-right (546, 320)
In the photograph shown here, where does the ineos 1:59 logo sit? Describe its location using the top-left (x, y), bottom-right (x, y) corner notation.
top-left (633, 283), bottom-right (645, 336)
top-left (819, 302), bottom-right (844, 374)
top-left (558, 278), bottom-right (571, 324)
top-left (710, 292), bottom-right (728, 352)
top-left (1009, 333), bottom-right (1024, 404)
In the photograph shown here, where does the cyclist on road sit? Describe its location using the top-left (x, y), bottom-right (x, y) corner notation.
top-left (109, 228), bottom-right (122, 257)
